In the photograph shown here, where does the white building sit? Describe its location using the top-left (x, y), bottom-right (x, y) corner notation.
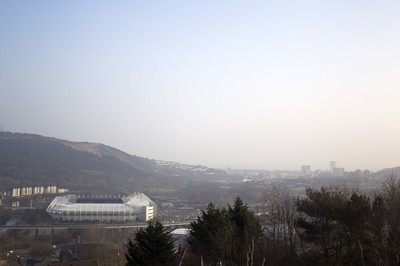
top-left (13, 185), bottom-right (67, 196)
top-left (12, 188), bottom-right (21, 197)
top-left (46, 193), bottom-right (156, 222)
top-left (46, 186), bottom-right (57, 194)
top-left (330, 161), bottom-right (336, 174)
top-left (333, 167), bottom-right (345, 177)
top-left (301, 165), bottom-right (311, 175)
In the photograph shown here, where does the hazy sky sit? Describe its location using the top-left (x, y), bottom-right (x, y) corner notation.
top-left (1, 1), bottom-right (400, 171)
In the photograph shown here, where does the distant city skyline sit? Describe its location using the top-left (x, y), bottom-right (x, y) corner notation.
top-left (1, 1), bottom-right (400, 171)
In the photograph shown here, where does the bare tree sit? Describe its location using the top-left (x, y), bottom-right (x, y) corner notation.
top-left (262, 182), bottom-right (298, 265)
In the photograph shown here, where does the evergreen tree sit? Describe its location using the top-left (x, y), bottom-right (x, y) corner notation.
top-left (296, 187), bottom-right (347, 264)
top-left (336, 193), bottom-right (372, 265)
top-left (228, 197), bottom-right (262, 266)
top-left (188, 203), bottom-right (233, 265)
top-left (188, 197), bottom-right (262, 266)
top-left (296, 187), bottom-right (386, 265)
top-left (382, 175), bottom-right (400, 264)
top-left (126, 220), bottom-right (176, 266)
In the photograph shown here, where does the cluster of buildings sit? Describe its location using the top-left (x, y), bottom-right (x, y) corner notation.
top-left (46, 192), bottom-right (156, 222)
top-left (300, 161), bottom-right (345, 177)
top-left (330, 161), bottom-right (345, 177)
top-left (11, 185), bottom-right (69, 197)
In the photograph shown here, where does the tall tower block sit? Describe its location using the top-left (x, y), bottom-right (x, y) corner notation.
top-left (330, 161), bottom-right (336, 174)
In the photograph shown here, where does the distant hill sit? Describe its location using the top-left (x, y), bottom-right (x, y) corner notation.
top-left (0, 132), bottom-right (225, 193)
top-left (374, 166), bottom-right (400, 179)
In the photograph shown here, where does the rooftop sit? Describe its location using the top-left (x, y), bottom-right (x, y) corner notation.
top-left (75, 198), bottom-right (123, 204)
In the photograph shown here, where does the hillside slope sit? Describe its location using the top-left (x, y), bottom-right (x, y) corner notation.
top-left (0, 132), bottom-right (225, 193)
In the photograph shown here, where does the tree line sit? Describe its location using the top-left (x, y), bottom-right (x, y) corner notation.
top-left (126, 176), bottom-right (400, 266)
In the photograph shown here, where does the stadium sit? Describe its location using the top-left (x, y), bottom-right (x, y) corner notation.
top-left (46, 193), bottom-right (156, 222)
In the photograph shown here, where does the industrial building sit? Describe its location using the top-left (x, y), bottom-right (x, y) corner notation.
top-left (46, 193), bottom-right (156, 222)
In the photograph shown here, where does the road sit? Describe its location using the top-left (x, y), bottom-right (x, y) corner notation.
top-left (0, 221), bottom-right (192, 230)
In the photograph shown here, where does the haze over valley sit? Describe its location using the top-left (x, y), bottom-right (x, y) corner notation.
top-left (1, 131), bottom-right (398, 203)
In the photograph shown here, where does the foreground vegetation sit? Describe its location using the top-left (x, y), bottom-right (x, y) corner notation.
top-left (126, 221), bottom-right (176, 266)
top-left (4, 176), bottom-right (400, 265)
top-left (175, 176), bottom-right (400, 266)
